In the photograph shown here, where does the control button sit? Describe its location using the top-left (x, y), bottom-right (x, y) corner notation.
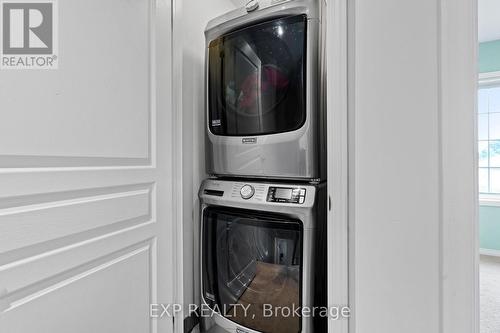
top-left (299, 197), bottom-right (305, 204)
top-left (240, 184), bottom-right (255, 199)
top-left (300, 189), bottom-right (306, 196)
top-left (246, 0), bottom-right (259, 12)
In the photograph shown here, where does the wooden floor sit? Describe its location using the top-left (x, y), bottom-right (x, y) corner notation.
top-left (228, 262), bottom-right (300, 333)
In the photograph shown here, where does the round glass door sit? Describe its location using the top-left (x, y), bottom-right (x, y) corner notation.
top-left (208, 15), bottom-right (307, 136)
top-left (202, 207), bottom-right (303, 333)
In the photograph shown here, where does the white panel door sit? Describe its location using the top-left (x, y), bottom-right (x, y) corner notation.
top-left (0, 1), bottom-right (174, 333)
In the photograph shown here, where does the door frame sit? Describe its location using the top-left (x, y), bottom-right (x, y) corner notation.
top-left (326, 0), bottom-right (349, 333)
top-left (439, 0), bottom-right (479, 332)
top-left (171, 0), bottom-right (185, 331)
top-left (338, 0), bottom-right (479, 332)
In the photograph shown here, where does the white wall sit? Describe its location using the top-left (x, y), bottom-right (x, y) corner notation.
top-left (349, 0), bottom-right (477, 333)
top-left (351, 2), bottom-right (440, 332)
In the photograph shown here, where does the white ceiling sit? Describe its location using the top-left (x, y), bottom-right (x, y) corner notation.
top-left (479, 0), bottom-right (500, 42)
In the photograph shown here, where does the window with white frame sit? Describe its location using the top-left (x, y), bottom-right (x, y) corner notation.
top-left (479, 79), bottom-right (500, 194)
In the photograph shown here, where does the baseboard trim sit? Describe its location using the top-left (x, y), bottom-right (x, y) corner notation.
top-left (480, 248), bottom-right (500, 257)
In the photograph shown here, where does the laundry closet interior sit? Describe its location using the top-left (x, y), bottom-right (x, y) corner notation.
top-left (173, 1), bottom-right (342, 332)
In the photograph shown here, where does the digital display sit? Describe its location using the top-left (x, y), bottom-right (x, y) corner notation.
top-left (274, 188), bottom-right (293, 199)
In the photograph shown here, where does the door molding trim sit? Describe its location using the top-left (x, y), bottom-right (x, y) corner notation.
top-left (326, 0), bottom-right (349, 332)
top-left (439, 0), bottom-right (478, 332)
top-left (171, 0), bottom-right (185, 332)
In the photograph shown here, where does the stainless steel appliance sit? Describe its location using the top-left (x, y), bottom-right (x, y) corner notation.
top-left (199, 179), bottom-right (327, 333)
top-left (205, 0), bottom-right (325, 181)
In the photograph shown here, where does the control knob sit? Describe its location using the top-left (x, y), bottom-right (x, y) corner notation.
top-left (240, 184), bottom-right (255, 200)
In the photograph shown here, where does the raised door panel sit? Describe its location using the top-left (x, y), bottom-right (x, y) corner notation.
top-left (0, 183), bottom-right (153, 253)
top-left (0, 244), bottom-right (152, 333)
top-left (0, 0), bottom-right (152, 165)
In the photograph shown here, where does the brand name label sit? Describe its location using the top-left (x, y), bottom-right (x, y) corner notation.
top-left (236, 328), bottom-right (250, 333)
top-left (242, 138), bottom-right (257, 144)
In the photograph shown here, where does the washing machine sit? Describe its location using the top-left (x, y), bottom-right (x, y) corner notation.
top-left (199, 178), bottom-right (327, 333)
top-left (204, 0), bottom-right (326, 182)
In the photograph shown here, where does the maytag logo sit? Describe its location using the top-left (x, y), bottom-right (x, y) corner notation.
top-left (242, 137), bottom-right (257, 144)
top-left (1, 0), bottom-right (58, 69)
top-left (236, 328), bottom-right (250, 333)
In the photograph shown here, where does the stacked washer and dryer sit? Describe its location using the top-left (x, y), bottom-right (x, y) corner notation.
top-left (199, 1), bottom-right (326, 332)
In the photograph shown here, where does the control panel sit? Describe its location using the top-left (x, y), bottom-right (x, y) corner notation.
top-left (267, 187), bottom-right (306, 204)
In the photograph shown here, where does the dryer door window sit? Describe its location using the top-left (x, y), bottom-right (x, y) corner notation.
top-left (202, 207), bottom-right (302, 333)
top-left (208, 15), bottom-right (307, 136)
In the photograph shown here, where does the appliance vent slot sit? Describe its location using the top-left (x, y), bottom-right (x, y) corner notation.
top-left (254, 185), bottom-right (266, 200)
top-left (231, 183), bottom-right (244, 197)
top-left (204, 189), bottom-right (224, 197)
